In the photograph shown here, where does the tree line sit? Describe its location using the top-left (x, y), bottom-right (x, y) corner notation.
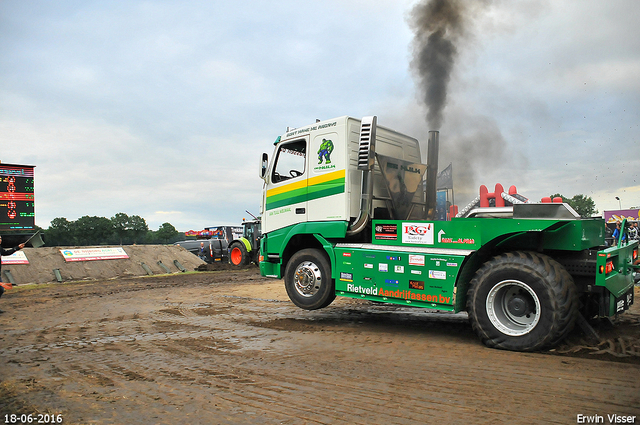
top-left (42, 213), bottom-right (182, 247)
top-left (33, 193), bottom-right (598, 247)
top-left (549, 193), bottom-right (597, 217)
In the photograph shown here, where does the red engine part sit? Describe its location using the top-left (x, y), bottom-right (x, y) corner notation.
top-left (479, 183), bottom-right (505, 207)
top-left (541, 196), bottom-right (563, 203)
top-left (449, 205), bottom-right (458, 218)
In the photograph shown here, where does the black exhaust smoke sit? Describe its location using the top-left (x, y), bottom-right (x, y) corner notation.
top-left (411, 1), bottom-right (509, 206)
top-left (410, 0), bottom-right (465, 130)
top-left (411, 0), bottom-right (464, 219)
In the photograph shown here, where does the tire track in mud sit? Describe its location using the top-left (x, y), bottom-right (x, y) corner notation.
top-left (2, 275), bottom-right (639, 424)
top-left (4, 301), bottom-right (468, 423)
top-left (5, 319), bottom-right (637, 425)
top-left (13, 316), bottom-right (633, 424)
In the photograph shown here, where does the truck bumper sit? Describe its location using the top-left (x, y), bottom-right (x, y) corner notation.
top-left (260, 260), bottom-right (281, 279)
top-left (596, 240), bottom-right (638, 316)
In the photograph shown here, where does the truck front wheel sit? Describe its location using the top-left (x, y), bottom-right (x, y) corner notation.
top-left (284, 248), bottom-right (335, 310)
top-left (229, 242), bottom-right (248, 267)
top-left (467, 251), bottom-right (577, 351)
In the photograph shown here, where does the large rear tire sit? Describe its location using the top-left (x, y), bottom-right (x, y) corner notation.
top-left (467, 251), bottom-right (577, 351)
top-left (284, 248), bottom-right (335, 310)
top-left (229, 242), bottom-right (248, 267)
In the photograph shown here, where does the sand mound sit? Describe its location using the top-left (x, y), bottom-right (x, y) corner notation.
top-left (2, 245), bottom-right (206, 285)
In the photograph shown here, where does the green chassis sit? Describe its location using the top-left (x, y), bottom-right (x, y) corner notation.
top-left (260, 217), bottom-right (637, 317)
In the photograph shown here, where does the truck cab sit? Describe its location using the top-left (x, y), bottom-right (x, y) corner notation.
top-left (260, 116), bottom-right (428, 275)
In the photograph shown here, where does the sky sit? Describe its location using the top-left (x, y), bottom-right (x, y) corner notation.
top-left (1, 0), bottom-right (639, 232)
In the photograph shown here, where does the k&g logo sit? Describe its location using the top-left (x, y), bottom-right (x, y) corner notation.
top-left (404, 224), bottom-right (431, 235)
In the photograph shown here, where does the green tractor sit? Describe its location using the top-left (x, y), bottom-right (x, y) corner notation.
top-left (229, 217), bottom-right (261, 267)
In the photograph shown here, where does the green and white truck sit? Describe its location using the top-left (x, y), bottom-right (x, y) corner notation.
top-left (258, 116), bottom-right (638, 351)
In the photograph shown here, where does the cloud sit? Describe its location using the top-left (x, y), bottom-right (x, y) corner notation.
top-left (1, 0), bottom-right (638, 231)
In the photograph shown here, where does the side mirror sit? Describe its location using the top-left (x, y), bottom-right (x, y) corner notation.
top-left (259, 153), bottom-right (269, 180)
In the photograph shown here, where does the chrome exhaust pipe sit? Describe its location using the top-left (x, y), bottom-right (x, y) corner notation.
top-left (425, 131), bottom-right (439, 220)
top-left (347, 116), bottom-right (377, 236)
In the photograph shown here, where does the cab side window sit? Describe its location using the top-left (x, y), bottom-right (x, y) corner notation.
top-left (272, 140), bottom-right (306, 183)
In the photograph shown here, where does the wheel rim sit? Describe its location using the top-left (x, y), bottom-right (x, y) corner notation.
top-left (230, 247), bottom-right (242, 265)
top-left (486, 279), bottom-right (541, 336)
top-left (293, 260), bottom-right (322, 297)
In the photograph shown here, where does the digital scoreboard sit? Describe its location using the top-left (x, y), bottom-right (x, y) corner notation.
top-left (0, 163), bottom-right (35, 231)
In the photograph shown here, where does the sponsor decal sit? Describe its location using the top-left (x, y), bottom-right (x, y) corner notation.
top-left (375, 224), bottom-right (398, 241)
top-left (438, 230), bottom-right (476, 245)
top-left (267, 207), bottom-right (293, 217)
top-left (402, 223), bottom-right (434, 245)
top-left (409, 280), bottom-right (425, 290)
top-left (314, 164), bottom-right (336, 171)
top-left (1, 251), bottom-right (29, 265)
top-left (378, 288), bottom-right (451, 304)
top-left (379, 263), bottom-right (388, 272)
top-left (364, 263), bottom-right (373, 269)
top-left (394, 265), bottom-right (405, 273)
top-left (439, 237), bottom-right (476, 245)
top-left (408, 255), bottom-right (425, 266)
top-left (346, 283), bottom-right (377, 295)
top-left (340, 272), bottom-right (353, 282)
top-left (343, 252), bottom-right (352, 257)
top-left (387, 255), bottom-right (401, 261)
top-left (347, 284), bottom-right (452, 304)
top-left (313, 137), bottom-right (337, 172)
top-left (285, 121), bottom-right (338, 138)
top-left (411, 270), bottom-right (422, 275)
top-left (317, 139), bottom-right (334, 165)
top-left (60, 247), bottom-right (129, 262)
top-left (446, 262), bottom-right (458, 267)
top-left (385, 161), bottom-right (423, 174)
top-left (429, 270), bottom-right (447, 280)
top-left (385, 279), bottom-right (400, 286)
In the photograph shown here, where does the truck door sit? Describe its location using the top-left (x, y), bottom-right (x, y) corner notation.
top-left (264, 138), bottom-right (308, 232)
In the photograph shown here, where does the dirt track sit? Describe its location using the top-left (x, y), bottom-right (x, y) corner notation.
top-left (1, 268), bottom-right (639, 425)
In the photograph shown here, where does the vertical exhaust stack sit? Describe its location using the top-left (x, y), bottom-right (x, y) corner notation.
top-left (425, 130), bottom-right (439, 220)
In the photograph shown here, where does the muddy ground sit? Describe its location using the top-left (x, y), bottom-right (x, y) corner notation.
top-left (1, 267), bottom-right (639, 425)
